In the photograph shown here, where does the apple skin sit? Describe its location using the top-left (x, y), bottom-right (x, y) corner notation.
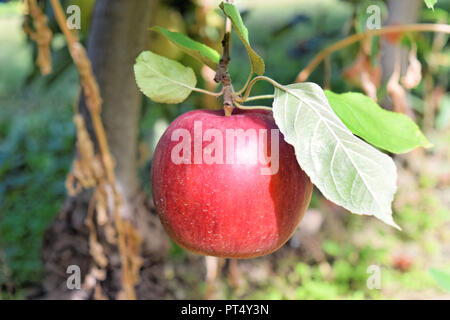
top-left (151, 109), bottom-right (313, 258)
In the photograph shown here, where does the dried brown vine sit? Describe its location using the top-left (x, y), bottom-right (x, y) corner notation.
top-left (23, 0), bottom-right (53, 75)
top-left (24, 0), bottom-right (143, 300)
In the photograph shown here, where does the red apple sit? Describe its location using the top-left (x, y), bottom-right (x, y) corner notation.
top-left (151, 109), bottom-right (313, 258)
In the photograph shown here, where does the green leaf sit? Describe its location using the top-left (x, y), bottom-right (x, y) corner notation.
top-left (134, 51), bottom-right (197, 104)
top-left (324, 91), bottom-right (432, 154)
top-left (424, 0), bottom-right (438, 10)
top-left (430, 268), bottom-right (450, 292)
top-left (219, 2), bottom-right (265, 75)
top-left (151, 26), bottom-right (220, 70)
top-left (273, 83), bottom-right (399, 229)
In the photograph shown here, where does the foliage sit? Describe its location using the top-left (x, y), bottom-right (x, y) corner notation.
top-left (219, 2), bottom-right (265, 75)
top-left (324, 91), bottom-right (432, 153)
top-left (150, 26), bottom-right (220, 70)
top-left (134, 51), bottom-right (197, 104)
top-left (273, 83), bottom-right (398, 228)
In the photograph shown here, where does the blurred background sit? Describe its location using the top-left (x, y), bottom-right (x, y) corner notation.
top-left (0, 0), bottom-right (449, 299)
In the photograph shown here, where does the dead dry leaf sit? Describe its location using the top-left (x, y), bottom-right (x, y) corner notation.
top-left (342, 43), bottom-right (381, 102)
top-left (401, 45), bottom-right (422, 89)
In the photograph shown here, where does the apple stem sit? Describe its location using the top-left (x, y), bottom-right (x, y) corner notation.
top-left (214, 0), bottom-right (234, 116)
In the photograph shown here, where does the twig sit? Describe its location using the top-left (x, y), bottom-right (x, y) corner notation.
top-left (296, 23), bottom-right (450, 82)
top-left (214, 0), bottom-right (234, 116)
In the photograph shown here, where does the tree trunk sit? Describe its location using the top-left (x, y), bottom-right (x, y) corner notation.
top-left (42, 0), bottom-right (169, 299)
top-left (82, 0), bottom-right (147, 197)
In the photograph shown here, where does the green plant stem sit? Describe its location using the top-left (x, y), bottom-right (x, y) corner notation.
top-left (235, 67), bottom-right (254, 95)
top-left (234, 76), bottom-right (290, 112)
top-left (192, 87), bottom-right (224, 97)
top-left (241, 75), bottom-right (285, 102)
top-left (237, 94), bottom-right (274, 102)
top-left (234, 101), bottom-right (272, 111)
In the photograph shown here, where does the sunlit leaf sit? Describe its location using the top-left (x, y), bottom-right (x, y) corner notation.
top-left (134, 51), bottom-right (196, 104)
top-left (273, 83), bottom-right (399, 228)
top-left (151, 26), bottom-right (220, 70)
top-left (219, 2), bottom-right (265, 75)
top-left (325, 91), bottom-right (432, 154)
top-left (424, 0), bottom-right (438, 10)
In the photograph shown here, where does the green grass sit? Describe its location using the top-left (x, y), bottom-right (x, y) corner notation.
top-left (0, 3), bottom-right (32, 97)
top-left (0, 3), bottom-right (78, 296)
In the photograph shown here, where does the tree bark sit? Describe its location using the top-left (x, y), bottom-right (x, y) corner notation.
top-left (81, 0), bottom-right (149, 198)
